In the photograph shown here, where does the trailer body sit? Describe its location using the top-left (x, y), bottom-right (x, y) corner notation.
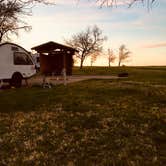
top-left (0, 43), bottom-right (36, 87)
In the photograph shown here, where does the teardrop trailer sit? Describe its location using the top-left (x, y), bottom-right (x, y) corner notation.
top-left (0, 42), bottom-right (36, 88)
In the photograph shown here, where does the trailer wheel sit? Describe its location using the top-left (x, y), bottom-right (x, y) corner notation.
top-left (10, 73), bottom-right (22, 88)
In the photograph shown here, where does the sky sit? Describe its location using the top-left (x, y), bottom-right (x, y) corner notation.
top-left (14, 0), bottom-right (166, 66)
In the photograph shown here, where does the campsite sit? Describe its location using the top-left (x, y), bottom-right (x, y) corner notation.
top-left (0, 0), bottom-right (166, 165)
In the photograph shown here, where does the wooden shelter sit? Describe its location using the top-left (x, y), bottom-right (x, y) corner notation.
top-left (31, 41), bottom-right (77, 75)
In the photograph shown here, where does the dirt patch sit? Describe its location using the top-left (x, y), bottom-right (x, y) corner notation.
top-left (0, 75), bottom-right (120, 89)
top-left (28, 75), bottom-right (119, 86)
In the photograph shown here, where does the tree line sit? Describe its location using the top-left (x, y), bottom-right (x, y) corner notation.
top-left (107, 45), bottom-right (131, 67)
top-left (65, 25), bottom-right (131, 68)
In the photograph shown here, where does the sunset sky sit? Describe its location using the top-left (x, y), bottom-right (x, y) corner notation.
top-left (15, 0), bottom-right (166, 66)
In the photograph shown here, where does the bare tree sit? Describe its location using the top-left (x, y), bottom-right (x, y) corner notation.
top-left (107, 48), bottom-right (116, 67)
top-left (66, 25), bottom-right (106, 69)
top-left (0, 0), bottom-right (55, 42)
top-left (90, 51), bottom-right (100, 66)
top-left (118, 44), bottom-right (131, 66)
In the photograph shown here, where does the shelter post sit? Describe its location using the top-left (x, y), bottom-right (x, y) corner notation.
top-left (63, 52), bottom-right (67, 86)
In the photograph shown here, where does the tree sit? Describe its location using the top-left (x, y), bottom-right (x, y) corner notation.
top-left (66, 25), bottom-right (106, 69)
top-left (90, 51), bottom-right (100, 66)
top-left (107, 48), bottom-right (116, 67)
top-left (118, 45), bottom-right (131, 66)
top-left (0, 0), bottom-right (55, 42)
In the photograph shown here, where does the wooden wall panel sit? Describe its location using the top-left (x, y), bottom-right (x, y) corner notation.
top-left (40, 53), bottom-right (73, 75)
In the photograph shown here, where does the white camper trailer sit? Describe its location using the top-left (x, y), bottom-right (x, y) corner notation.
top-left (0, 43), bottom-right (36, 88)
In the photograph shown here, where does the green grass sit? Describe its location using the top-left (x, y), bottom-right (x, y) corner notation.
top-left (0, 66), bottom-right (166, 165)
top-left (73, 66), bottom-right (166, 84)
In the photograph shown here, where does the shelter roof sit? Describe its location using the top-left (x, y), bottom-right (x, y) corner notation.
top-left (31, 41), bottom-right (77, 53)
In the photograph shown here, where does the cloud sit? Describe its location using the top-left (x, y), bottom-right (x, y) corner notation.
top-left (54, 0), bottom-right (94, 7)
top-left (142, 42), bottom-right (166, 48)
top-left (95, 0), bottom-right (136, 7)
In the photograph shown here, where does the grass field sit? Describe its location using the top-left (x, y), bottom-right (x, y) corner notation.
top-left (73, 66), bottom-right (166, 84)
top-left (0, 66), bottom-right (166, 165)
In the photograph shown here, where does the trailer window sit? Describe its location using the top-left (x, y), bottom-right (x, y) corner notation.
top-left (14, 52), bottom-right (33, 65)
